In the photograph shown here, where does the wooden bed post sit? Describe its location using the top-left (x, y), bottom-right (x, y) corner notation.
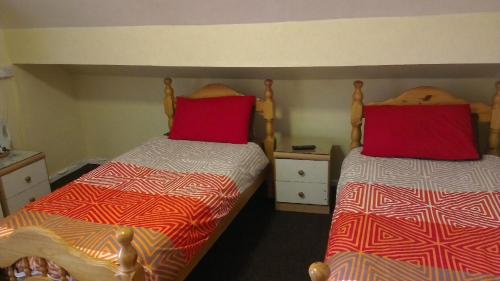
top-left (350, 80), bottom-right (364, 149)
top-left (308, 262), bottom-right (330, 281)
top-left (164, 78), bottom-right (175, 130)
top-left (116, 227), bottom-right (143, 281)
top-left (490, 81), bottom-right (500, 155)
top-left (262, 79), bottom-right (276, 196)
top-left (116, 228), bottom-right (140, 280)
top-left (263, 79), bottom-right (275, 162)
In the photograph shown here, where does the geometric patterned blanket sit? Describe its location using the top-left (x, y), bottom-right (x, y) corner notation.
top-left (0, 137), bottom-right (268, 281)
top-left (325, 148), bottom-right (500, 281)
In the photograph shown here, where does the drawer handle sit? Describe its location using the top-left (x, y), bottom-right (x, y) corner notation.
top-left (298, 170), bottom-right (305, 176)
top-left (25, 176), bottom-right (32, 183)
top-left (29, 197), bottom-right (36, 203)
top-left (298, 192), bottom-right (305, 198)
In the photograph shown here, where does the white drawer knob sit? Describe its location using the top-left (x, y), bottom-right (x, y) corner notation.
top-left (298, 170), bottom-right (305, 176)
top-left (25, 176), bottom-right (32, 183)
top-left (298, 192), bottom-right (305, 198)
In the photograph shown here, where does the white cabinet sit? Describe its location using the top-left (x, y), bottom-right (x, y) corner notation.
top-left (274, 137), bottom-right (333, 214)
top-left (0, 151), bottom-right (51, 217)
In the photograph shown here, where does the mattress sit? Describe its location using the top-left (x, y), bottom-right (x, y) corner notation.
top-left (325, 148), bottom-right (500, 280)
top-left (0, 137), bottom-right (269, 280)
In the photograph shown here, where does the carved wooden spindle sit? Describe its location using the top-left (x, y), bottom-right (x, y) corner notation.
top-left (39, 257), bottom-right (48, 277)
top-left (263, 79), bottom-right (276, 197)
top-left (22, 257), bottom-right (31, 277)
top-left (489, 81), bottom-right (500, 155)
top-left (164, 77), bottom-right (175, 131)
top-left (116, 227), bottom-right (138, 278)
top-left (351, 80), bottom-right (364, 149)
top-left (60, 268), bottom-right (69, 281)
top-left (7, 265), bottom-right (16, 281)
top-left (263, 79), bottom-right (275, 161)
top-left (308, 262), bottom-right (330, 281)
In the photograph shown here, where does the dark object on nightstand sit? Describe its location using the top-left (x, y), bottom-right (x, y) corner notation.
top-left (292, 145), bottom-right (316, 150)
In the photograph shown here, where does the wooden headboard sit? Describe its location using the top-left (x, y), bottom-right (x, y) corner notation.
top-left (163, 78), bottom-right (276, 162)
top-left (350, 80), bottom-right (500, 156)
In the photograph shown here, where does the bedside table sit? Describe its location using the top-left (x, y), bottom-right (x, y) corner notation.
top-left (274, 137), bottom-right (333, 214)
top-left (0, 151), bottom-right (51, 217)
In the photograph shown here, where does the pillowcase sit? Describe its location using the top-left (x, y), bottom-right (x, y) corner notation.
top-left (169, 95), bottom-right (256, 144)
top-left (362, 104), bottom-right (479, 160)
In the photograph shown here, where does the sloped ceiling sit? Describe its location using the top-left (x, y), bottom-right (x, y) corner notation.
top-left (1, 0), bottom-right (500, 28)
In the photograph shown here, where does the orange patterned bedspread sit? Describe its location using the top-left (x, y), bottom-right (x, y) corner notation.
top-left (325, 149), bottom-right (500, 281)
top-left (0, 138), bottom-right (269, 280)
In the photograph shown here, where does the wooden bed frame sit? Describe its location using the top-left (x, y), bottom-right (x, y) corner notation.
top-left (0, 78), bottom-right (275, 281)
top-left (308, 80), bottom-right (500, 281)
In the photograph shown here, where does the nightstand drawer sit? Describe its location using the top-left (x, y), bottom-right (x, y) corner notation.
top-left (275, 159), bottom-right (328, 183)
top-left (276, 181), bottom-right (328, 205)
top-left (4, 180), bottom-right (51, 215)
top-left (1, 159), bottom-right (48, 198)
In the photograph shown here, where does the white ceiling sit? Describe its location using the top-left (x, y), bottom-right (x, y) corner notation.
top-left (1, 0), bottom-right (500, 28)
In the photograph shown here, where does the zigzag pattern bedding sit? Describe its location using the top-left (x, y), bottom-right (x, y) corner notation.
top-left (326, 148), bottom-right (500, 281)
top-left (0, 137), bottom-right (268, 280)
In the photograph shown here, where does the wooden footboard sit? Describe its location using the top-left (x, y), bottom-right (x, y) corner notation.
top-left (0, 226), bottom-right (144, 281)
top-left (308, 262), bottom-right (330, 281)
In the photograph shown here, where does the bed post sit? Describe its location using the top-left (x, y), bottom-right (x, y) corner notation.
top-left (263, 79), bottom-right (275, 162)
top-left (263, 79), bottom-right (275, 196)
top-left (116, 227), bottom-right (143, 281)
top-left (308, 262), bottom-right (330, 281)
top-left (351, 80), bottom-right (364, 149)
top-left (489, 81), bottom-right (500, 155)
top-left (164, 78), bottom-right (175, 130)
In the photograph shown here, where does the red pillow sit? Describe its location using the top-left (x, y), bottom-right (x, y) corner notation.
top-left (362, 104), bottom-right (479, 160)
top-left (169, 96), bottom-right (255, 144)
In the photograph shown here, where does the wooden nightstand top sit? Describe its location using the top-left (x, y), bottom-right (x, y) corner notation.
top-left (274, 137), bottom-right (333, 161)
top-left (0, 151), bottom-right (44, 177)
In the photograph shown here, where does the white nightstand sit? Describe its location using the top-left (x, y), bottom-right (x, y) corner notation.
top-left (274, 137), bottom-right (333, 214)
top-left (0, 151), bottom-right (51, 217)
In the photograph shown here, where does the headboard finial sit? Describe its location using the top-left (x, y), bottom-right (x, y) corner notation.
top-left (489, 81), bottom-right (500, 155)
top-left (495, 81), bottom-right (500, 104)
top-left (164, 78), bottom-right (175, 130)
top-left (354, 80), bottom-right (363, 90)
top-left (164, 77), bottom-right (172, 86)
top-left (350, 80), bottom-right (364, 149)
top-left (265, 79), bottom-right (273, 98)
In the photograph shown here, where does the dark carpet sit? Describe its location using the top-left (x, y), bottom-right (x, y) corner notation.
top-left (52, 165), bottom-right (332, 281)
top-left (50, 164), bottom-right (100, 191)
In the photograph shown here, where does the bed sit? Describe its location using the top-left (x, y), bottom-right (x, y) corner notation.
top-left (0, 78), bottom-right (276, 281)
top-left (309, 81), bottom-right (500, 281)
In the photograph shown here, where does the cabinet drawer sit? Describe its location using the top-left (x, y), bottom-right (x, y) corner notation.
top-left (275, 159), bottom-right (328, 183)
top-left (1, 159), bottom-right (48, 198)
top-left (5, 180), bottom-right (51, 215)
top-left (276, 181), bottom-right (328, 205)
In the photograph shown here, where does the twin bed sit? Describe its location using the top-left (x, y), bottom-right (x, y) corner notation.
top-left (309, 81), bottom-right (500, 281)
top-left (1, 78), bottom-right (499, 281)
top-left (0, 79), bottom-right (275, 281)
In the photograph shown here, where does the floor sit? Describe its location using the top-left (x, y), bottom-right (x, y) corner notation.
top-left (51, 164), bottom-right (332, 281)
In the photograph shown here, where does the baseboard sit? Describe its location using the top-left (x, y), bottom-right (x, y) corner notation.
top-left (86, 158), bottom-right (108, 165)
top-left (49, 158), bottom-right (107, 183)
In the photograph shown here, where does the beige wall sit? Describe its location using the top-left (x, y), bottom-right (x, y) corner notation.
top-left (74, 74), bottom-right (499, 159)
top-left (0, 29), bottom-right (22, 149)
top-left (3, 62), bottom-right (499, 172)
top-left (2, 11), bottom-right (500, 174)
top-left (2, 31), bottom-right (86, 175)
top-left (9, 65), bottom-right (85, 175)
top-left (4, 13), bottom-right (500, 67)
